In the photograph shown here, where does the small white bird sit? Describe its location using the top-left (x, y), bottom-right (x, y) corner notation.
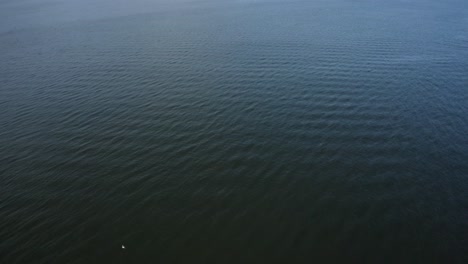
top-left (122, 245), bottom-right (126, 249)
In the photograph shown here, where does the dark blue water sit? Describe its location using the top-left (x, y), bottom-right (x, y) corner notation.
top-left (1, 0), bottom-right (468, 263)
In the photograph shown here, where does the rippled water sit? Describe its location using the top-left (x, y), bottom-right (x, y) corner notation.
top-left (1, 0), bottom-right (468, 263)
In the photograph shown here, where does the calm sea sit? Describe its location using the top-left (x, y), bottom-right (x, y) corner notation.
top-left (1, 0), bottom-right (467, 263)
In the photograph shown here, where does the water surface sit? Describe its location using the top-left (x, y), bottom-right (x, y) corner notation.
top-left (1, 0), bottom-right (468, 263)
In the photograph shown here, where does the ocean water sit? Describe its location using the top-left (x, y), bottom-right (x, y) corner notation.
top-left (1, 0), bottom-right (467, 263)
